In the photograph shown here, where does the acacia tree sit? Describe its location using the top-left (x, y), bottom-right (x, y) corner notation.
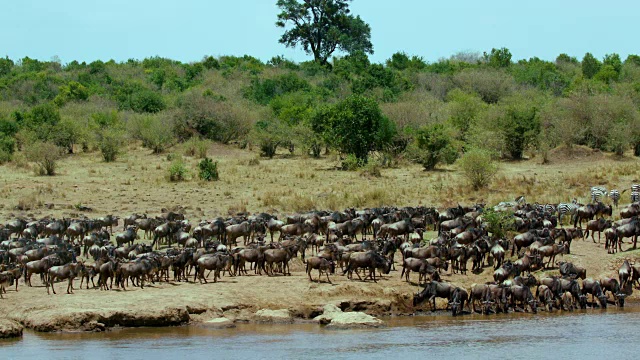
top-left (276, 0), bottom-right (373, 66)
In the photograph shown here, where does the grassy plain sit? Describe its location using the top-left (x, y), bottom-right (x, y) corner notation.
top-left (1, 143), bottom-right (640, 332)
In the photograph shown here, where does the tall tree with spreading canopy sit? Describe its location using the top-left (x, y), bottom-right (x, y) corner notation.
top-left (276, 0), bottom-right (373, 66)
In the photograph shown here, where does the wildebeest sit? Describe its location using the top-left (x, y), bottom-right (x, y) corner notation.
top-left (46, 262), bottom-right (84, 295)
top-left (195, 253), bottom-right (233, 283)
top-left (305, 256), bottom-right (335, 284)
top-left (413, 280), bottom-right (456, 311)
top-left (115, 227), bottom-right (138, 247)
top-left (600, 277), bottom-right (627, 307)
top-left (583, 218), bottom-right (612, 243)
top-left (581, 278), bottom-right (607, 308)
top-left (558, 261), bottom-right (586, 280)
top-left (618, 260), bottom-right (632, 288)
top-left (509, 285), bottom-right (537, 313)
top-left (469, 283), bottom-right (493, 314)
top-left (449, 287), bottom-right (469, 316)
top-left (345, 251), bottom-right (391, 283)
top-left (536, 285), bottom-right (555, 311)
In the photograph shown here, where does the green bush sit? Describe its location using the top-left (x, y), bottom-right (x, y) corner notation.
top-left (342, 154), bottom-right (362, 170)
top-left (406, 123), bottom-right (458, 170)
top-left (482, 208), bottom-right (514, 239)
top-left (198, 157), bottom-right (219, 181)
top-left (97, 129), bottom-right (126, 162)
top-left (251, 118), bottom-right (290, 158)
top-left (311, 95), bottom-right (395, 164)
top-left (184, 137), bottom-right (210, 158)
top-left (174, 91), bottom-right (252, 144)
top-left (457, 148), bottom-right (498, 190)
top-left (24, 141), bottom-right (63, 176)
top-left (168, 158), bottom-right (188, 182)
top-left (134, 115), bottom-right (175, 154)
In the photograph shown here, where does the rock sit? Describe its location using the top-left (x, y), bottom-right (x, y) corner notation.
top-left (202, 317), bottom-right (235, 329)
top-left (0, 319), bottom-right (24, 339)
top-left (254, 309), bottom-right (293, 323)
top-left (313, 304), bottom-right (383, 328)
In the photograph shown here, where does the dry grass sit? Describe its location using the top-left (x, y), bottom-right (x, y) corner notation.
top-left (0, 142), bottom-right (639, 221)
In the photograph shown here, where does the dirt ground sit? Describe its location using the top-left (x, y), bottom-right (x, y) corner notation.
top-left (1, 143), bottom-right (640, 332)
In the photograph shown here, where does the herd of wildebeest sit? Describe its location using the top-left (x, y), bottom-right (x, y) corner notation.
top-left (2, 195), bottom-right (640, 317)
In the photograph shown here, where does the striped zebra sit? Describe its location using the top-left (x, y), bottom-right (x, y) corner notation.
top-left (543, 204), bottom-right (556, 214)
top-left (590, 186), bottom-right (607, 203)
top-left (557, 199), bottom-right (579, 226)
top-left (632, 184), bottom-right (640, 203)
top-left (609, 189), bottom-right (620, 207)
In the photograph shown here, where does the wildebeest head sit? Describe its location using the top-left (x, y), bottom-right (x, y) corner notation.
top-left (413, 282), bottom-right (435, 306)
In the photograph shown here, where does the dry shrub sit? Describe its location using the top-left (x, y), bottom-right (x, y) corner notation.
top-left (24, 141), bottom-right (64, 176)
top-left (287, 193), bottom-right (317, 212)
top-left (184, 137), bottom-right (210, 158)
top-left (16, 192), bottom-right (43, 211)
top-left (227, 200), bottom-right (248, 216)
top-left (261, 191), bottom-right (282, 208)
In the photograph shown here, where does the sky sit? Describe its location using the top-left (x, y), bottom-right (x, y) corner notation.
top-left (2, 0), bottom-right (638, 65)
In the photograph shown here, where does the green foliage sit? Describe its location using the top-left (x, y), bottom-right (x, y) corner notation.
top-left (202, 56), bottom-right (220, 70)
top-left (0, 135), bottom-right (15, 163)
top-left (496, 96), bottom-right (541, 160)
top-left (386, 52), bottom-right (426, 71)
top-left (482, 208), bottom-right (513, 239)
top-left (511, 57), bottom-right (569, 95)
top-left (114, 82), bottom-right (166, 113)
top-left (131, 115), bottom-right (175, 153)
top-left (603, 53), bottom-right (622, 78)
top-left (556, 53), bottom-right (578, 64)
top-left (453, 68), bottom-right (515, 104)
top-left (97, 128), bottom-right (126, 162)
top-left (485, 48), bottom-right (512, 68)
top-left (407, 123), bottom-right (458, 170)
top-left (184, 137), bottom-right (210, 158)
top-left (457, 148), bottom-right (498, 190)
top-left (174, 91), bottom-right (252, 144)
top-left (270, 91), bottom-right (317, 125)
top-left (198, 157), bottom-right (219, 181)
top-left (311, 95), bottom-right (395, 163)
top-left (168, 158), bottom-right (188, 182)
top-left (24, 141), bottom-right (63, 176)
top-left (594, 65), bottom-right (618, 83)
top-left (53, 81), bottom-right (89, 106)
top-left (243, 72), bottom-right (311, 105)
top-left (625, 55), bottom-right (640, 66)
top-left (276, 0), bottom-right (373, 66)
top-left (251, 118), bottom-right (290, 158)
top-left (446, 89), bottom-right (485, 141)
top-left (0, 56), bottom-right (14, 76)
top-left (582, 52), bottom-right (601, 79)
top-left (268, 56), bottom-right (300, 70)
top-left (341, 153), bottom-right (362, 170)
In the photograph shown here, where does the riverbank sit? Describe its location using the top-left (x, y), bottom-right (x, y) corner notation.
top-left (1, 238), bottom-right (640, 334)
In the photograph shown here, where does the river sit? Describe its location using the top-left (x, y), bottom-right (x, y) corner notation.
top-left (2, 308), bottom-right (638, 359)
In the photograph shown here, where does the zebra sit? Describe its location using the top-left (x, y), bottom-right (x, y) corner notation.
top-left (609, 189), bottom-right (620, 207)
top-left (590, 186), bottom-right (607, 203)
top-left (557, 199), bottom-right (579, 226)
top-left (543, 204), bottom-right (556, 214)
top-left (632, 184), bottom-right (640, 203)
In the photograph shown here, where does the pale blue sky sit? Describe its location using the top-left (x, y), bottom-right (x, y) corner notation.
top-left (2, 0), bottom-right (637, 64)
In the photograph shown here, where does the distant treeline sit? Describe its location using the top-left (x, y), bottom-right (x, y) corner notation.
top-left (0, 49), bottom-right (639, 169)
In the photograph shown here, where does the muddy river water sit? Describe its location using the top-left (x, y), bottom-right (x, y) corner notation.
top-left (3, 308), bottom-right (639, 359)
